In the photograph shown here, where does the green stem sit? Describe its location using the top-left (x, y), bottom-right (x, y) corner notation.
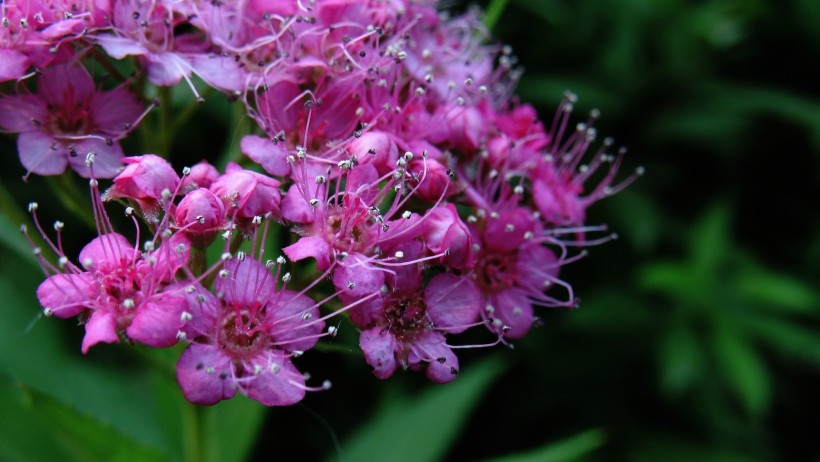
top-left (217, 102), bottom-right (253, 171)
top-left (182, 402), bottom-right (208, 462)
top-left (483, 0), bottom-right (510, 31)
top-left (158, 86), bottom-right (173, 155)
top-left (170, 87), bottom-right (214, 136)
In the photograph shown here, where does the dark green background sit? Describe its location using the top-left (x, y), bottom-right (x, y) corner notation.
top-left (0, 0), bottom-right (818, 461)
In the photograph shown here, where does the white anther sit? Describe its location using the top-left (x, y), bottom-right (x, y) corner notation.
top-left (524, 231), bottom-right (534, 240)
top-left (162, 229), bottom-right (173, 239)
top-left (58, 256), bottom-right (68, 268)
top-left (485, 304), bottom-right (495, 314)
top-left (301, 312), bottom-right (312, 320)
top-left (186, 285), bottom-right (196, 293)
top-left (322, 380), bottom-right (332, 390)
top-left (85, 152), bottom-right (96, 166)
top-left (218, 269), bottom-right (229, 279)
top-left (513, 185), bottom-right (524, 195)
top-left (422, 49), bottom-right (432, 59)
top-left (328, 325), bottom-right (338, 336)
top-left (176, 331), bottom-right (187, 341)
top-left (254, 364), bottom-right (263, 375)
top-left (176, 243), bottom-right (187, 253)
top-left (479, 85), bottom-right (488, 94)
top-left (252, 215), bottom-right (263, 225)
top-left (394, 251), bottom-right (404, 259)
top-left (309, 198), bottom-right (320, 207)
top-left (122, 298), bottom-right (135, 309)
top-left (282, 272), bottom-right (292, 283)
top-left (53, 221), bottom-right (64, 231)
top-left (161, 188), bottom-right (172, 201)
top-left (505, 224), bottom-right (515, 232)
top-left (221, 252), bottom-right (232, 261)
top-left (125, 206), bottom-right (135, 216)
top-left (32, 247), bottom-right (41, 256)
top-left (347, 281), bottom-right (356, 289)
top-left (89, 179), bottom-right (98, 187)
top-left (402, 210), bottom-right (412, 219)
top-left (182, 166), bottom-right (191, 175)
top-left (43, 308), bottom-right (54, 317)
top-left (292, 350), bottom-right (304, 358)
top-left (82, 257), bottom-right (94, 268)
top-left (467, 215), bottom-right (477, 223)
top-left (236, 251), bottom-right (246, 261)
top-left (28, 202), bottom-right (38, 212)
top-left (380, 284), bottom-right (388, 294)
top-left (490, 211), bottom-right (500, 219)
top-left (196, 294), bottom-right (206, 303)
top-left (205, 366), bottom-right (215, 375)
top-left (415, 87), bottom-right (425, 96)
top-left (270, 363), bottom-right (280, 374)
top-left (315, 175), bottom-right (326, 184)
top-left (195, 215), bottom-right (205, 224)
top-left (277, 256), bottom-right (286, 265)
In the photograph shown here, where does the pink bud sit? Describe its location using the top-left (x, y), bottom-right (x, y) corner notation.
top-left (346, 131), bottom-right (399, 175)
top-left (408, 158), bottom-right (454, 202)
top-left (209, 166), bottom-right (281, 221)
top-left (421, 204), bottom-right (473, 269)
top-left (182, 161), bottom-right (220, 190)
top-left (175, 188), bottom-right (226, 248)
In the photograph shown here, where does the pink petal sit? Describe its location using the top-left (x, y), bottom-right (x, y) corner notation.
top-left (17, 131), bottom-right (68, 176)
top-left (189, 54), bottom-right (245, 93)
top-left (39, 64), bottom-right (94, 109)
top-left (424, 273), bottom-right (481, 334)
top-left (90, 86), bottom-right (143, 135)
top-left (78, 233), bottom-right (137, 272)
top-left (66, 138), bottom-right (125, 178)
top-left (332, 253), bottom-right (384, 299)
top-left (281, 184), bottom-right (316, 224)
top-left (283, 235), bottom-right (332, 269)
top-left (0, 49), bottom-right (30, 82)
top-left (81, 311), bottom-right (120, 353)
top-left (243, 352), bottom-right (306, 406)
top-left (95, 35), bottom-right (149, 59)
top-left (36, 273), bottom-right (96, 318)
top-left (240, 134), bottom-right (291, 177)
top-left (410, 332), bottom-right (459, 384)
top-left (0, 94), bottom-right (46, 132)
top-left (215, 259), bottom-right (275, 310)
top-left (267, 290), bottom-right (323, 352)
top-left (490, 290), bottom-right (534, 339)
top-left (360, 326), bottom-right (398, 380)
top-left (177, 343), bottom-right (237, 405)
top-left (127, 294), bottom-right (187, 347)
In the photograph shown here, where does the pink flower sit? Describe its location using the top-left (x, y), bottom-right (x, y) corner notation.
top-left (351, 266), bottom-right (483, 383)
top-left (175, 258), bottom-right (326, 406)
top-left (0, 63), bottom-right (143, 177)
top-left (173, 188), bottom-right (228, 249)
top-left (209, 163), bottom-right (282, 229)
top-left (105, 155), bottom-right (181, 216)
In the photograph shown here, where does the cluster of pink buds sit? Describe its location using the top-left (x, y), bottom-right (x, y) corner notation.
top-left (5, 0), bottom-right (642, 406)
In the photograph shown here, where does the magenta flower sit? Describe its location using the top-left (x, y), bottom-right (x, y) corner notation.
top-left (176, 258), bottom-right (326, 406)
top-left (349, 263), bottom-right (483, 383)
top-left (104, 154), bottom-right (181, 216)
top-left (0, 62), bottom-right (143, 177)
top-left (36, 229), bottom-right (191, 353)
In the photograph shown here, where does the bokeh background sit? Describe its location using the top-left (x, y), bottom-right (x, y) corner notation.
top-left (1, 0), bottom-right (818, 461)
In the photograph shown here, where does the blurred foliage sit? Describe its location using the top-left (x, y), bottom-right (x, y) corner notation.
top-left (1, 0), bottom-right (819, 461)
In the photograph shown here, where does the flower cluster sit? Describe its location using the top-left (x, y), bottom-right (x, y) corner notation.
top-left (6, 0), bottom-right (641, 406)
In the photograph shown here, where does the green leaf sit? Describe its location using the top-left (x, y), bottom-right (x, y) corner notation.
top-left (638, 261), bottom-right (694, 298)
top-left (658, 325), bottom-right (704, 396)
top-left (206, 395), bottom-right (267, 462)
top-left (736, 271), bottom-right (819, 314)
top-left (479, 428), bottom-right (605, 462)
top-left (689, 204), bottom-right (730, 279)
top-left (742, 315), bottom-right (820, 366)
top-left (333, 356), bottom-right (504, 462)
top-left (0, 259), bottom-right (171, 452)
top-left (0, 375), bottom-right (165, 462)
top-left (713, 325), bottom-right (771, 417)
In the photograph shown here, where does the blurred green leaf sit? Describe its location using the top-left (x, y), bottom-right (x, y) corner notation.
top-left (736, 271), bottom-right (819, 314)
top-left (207, 395), bottom-right (267, 462)
top-left (0, 258), bottom-right (171, 452)
top-left (742, 315), bottom-right (820, 366)
top-left (638, 261), bottom-right (694, 298)
top-left (479, 428), bottom-right (605, 462)
top-left (659, 324), bottom-right (704, 395)
top-left (631, 438), bottom-right (765, 462)
top-left (689, 204), bottom-right (729, 278)
top-left (713, 325), bottom-right (771, 417)
top-left (334, 356), bottom-right (503, 462)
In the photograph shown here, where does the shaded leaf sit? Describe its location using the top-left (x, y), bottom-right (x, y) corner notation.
top-left (713, 325), bottom-right (771, 417)
top-left (480, 428), bottom-right (605, 462)
top-left (334, 356), bottom-right (503, 462)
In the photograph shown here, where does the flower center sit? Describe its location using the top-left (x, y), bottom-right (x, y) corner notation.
top-left (475, 251), bottom-right (519, 293)
top-left (383, 293), bottom-right (430, 342)
top-left (218, 311), bottom-right (268, 358)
